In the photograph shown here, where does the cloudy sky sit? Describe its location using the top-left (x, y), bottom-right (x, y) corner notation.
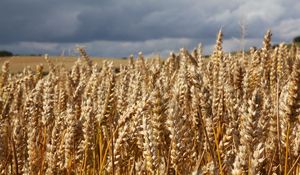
top-left (0, 0), bottom-right (300, 57)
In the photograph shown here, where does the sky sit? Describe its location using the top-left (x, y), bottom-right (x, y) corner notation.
top-left (0, 0), bottom-right (300, 57)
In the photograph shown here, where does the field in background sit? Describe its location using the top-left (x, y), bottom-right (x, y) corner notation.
top-left (1, 42), bottom-right (299, 74)
top-left (0, 56), bottom-right (128, 73)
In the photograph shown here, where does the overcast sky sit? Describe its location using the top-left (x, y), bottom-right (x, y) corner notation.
top-left (0, 0), bottom-right (300, 57)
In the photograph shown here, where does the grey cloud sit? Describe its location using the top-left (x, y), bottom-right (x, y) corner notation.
top-left (0, 0), bottom-right (237, 43)
top-left (0, 0), bottom-right (299, 56)
top-left (0, 0), bottom-right (81, 43)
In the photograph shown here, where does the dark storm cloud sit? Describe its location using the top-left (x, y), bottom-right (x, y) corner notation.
top-left (0, 0), bottom-right (237, 43)
top-left (0, 0), bottom-right (300, 56)
top-left (73, 0), bottom-right (227, 42)
top-left (0, 0), bottom-right (82, 43)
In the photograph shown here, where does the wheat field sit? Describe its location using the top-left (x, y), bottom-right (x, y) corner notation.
top-left (0, 56), bottom-right (128, 73)
top-left (0, 30), bottom-right (300, 175)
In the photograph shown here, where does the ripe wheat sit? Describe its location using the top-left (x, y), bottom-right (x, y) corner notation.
top-left (0, 30), bottom-right (300, 174)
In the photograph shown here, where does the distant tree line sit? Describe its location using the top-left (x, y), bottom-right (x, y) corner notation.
top-left (294, 36), bottom-right (300, 43)
top-left (0, 50), bottom-right (45, 57)
top-left (0, 50), bottom-right (13, 57)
